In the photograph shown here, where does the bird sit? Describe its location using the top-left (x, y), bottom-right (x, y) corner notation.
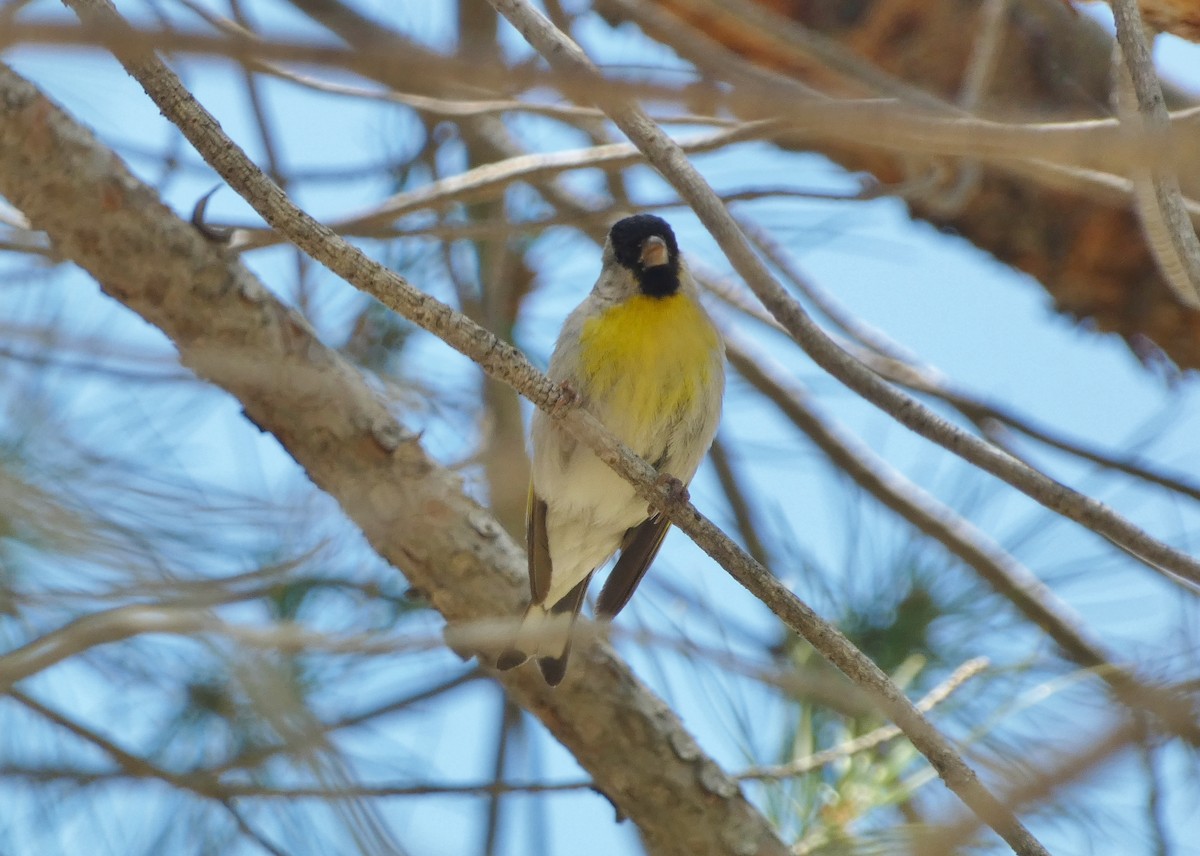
top-left (496, 214), bottom-right (725, 685)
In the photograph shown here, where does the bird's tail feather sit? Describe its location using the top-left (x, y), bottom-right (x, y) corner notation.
top-left (496, 574), bottom-right (592, 686)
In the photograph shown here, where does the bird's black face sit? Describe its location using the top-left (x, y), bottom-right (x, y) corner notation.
top-left (608, 214), bottom-right (680, 298)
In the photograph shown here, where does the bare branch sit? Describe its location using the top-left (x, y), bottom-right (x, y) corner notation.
top-left (0, 605), bottom-right (213, 692)
top-left (737, 219), bottom-right (1200, 503)
top-left (233, 125), bottom-right (774, 252)
top-left (738, 657), bottom-right (990, 782)
top-left (1111, 0), bottom-right (1200, 307)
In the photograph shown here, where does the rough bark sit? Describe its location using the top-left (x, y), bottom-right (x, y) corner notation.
top-left (0, 63), bottom-right (786, 856)
top-left (652, 0), bottom-right (1200, 370)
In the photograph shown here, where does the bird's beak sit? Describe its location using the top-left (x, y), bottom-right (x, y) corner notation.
top-left (639, 236), bottom-right (669, 268)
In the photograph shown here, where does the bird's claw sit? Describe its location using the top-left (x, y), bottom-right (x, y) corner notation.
top-left (191, 185), bottom-right (235, 244)
top-left (654, 473), bottom-right (689, 505)
top-left (549, 380), bottom-right (578, 417)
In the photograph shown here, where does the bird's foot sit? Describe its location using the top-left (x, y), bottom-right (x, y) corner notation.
top-left (190, 185), bottom-right (235, 244)
top-left (654, 473), bottom-right (689, 505)
top-left (549, 380), bottom-right (578, 417)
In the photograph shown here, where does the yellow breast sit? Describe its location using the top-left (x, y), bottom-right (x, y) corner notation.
top-left (578, 294), bottom-right (720, 434)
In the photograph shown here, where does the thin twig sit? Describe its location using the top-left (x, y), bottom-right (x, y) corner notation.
top-left (0, 606), bottom-right (530, 692)
top-left (738, 219), bottom-right (1200, 503)
top-left (739, 657), bottom-right (990, 781)
top-left (233, 124), bottom-right (775, 251)
top-left (708, 435), bottom-right (773, 569)
top-left (0, 764), bottom-right (595, 797)
top-left (10, 689), bottom-right (223, 797)
top-left (483, 698), bottom-right (519, 856)
top-left (258, 61), bottom-right (732, 126)
top-left (921, 0), bottom-right (1011, 215)
top-left (0, 604), bottom-right (214, 692)
top-left (213, 669), bottom-right (482, 775)
top-left (220, 800), bottom-right (291, 856)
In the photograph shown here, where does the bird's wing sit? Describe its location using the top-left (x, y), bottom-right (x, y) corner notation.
top-left (595, 514), bottom-right (672, 617)
top-left (527, 486), bottom-right (553, 603)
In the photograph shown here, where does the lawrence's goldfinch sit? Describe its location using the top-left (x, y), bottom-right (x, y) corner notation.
top-left (497, 214), bottom-right (725, 685)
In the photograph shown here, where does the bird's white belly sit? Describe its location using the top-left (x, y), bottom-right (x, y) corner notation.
top-left (531, 427), bottom-right (650, 605)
